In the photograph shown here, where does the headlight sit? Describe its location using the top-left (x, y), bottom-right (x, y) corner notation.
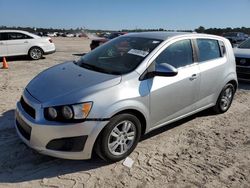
top-left (62, 106), bottom-right (73, 119)
top-left (47, 107), bottom-right (58, 119)
top-left (44, 102), bottom-right (93, 121)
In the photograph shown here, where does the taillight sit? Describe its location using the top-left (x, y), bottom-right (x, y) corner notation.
top-left (49, 39), bottom-right (53, 43)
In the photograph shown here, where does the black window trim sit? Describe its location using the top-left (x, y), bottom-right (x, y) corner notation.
top-left (218, 40), bottom-right (227, 57)
top-left (191, 39), bottom-right (199, 63)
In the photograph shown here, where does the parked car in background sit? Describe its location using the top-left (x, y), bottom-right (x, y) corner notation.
top-left (66, 33), bottom-right (75, 37)
top-left (234, 38), bottom-right (250, 81)
top-left (15, 32), bottom-right (237, 162)
top-left (47, 32), bottom-right (58, 37)
top-left (0, 30), bottom-right (55, 60)
top-left (90, 32), bottom-right (127, 50)
top-left (223, 32), bottom-right (248, 44)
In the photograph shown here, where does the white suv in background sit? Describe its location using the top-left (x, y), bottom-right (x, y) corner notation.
top-left (0, 30), bottom-right (55, 60)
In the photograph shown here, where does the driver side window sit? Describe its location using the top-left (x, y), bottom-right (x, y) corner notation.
top-left (155, 39), bottom-right (194, 68)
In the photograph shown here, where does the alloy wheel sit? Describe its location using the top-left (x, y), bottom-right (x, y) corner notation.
top-left (30, 48), bottom-right (42, 60)
top-left (107, 120), bottom-right (136, 156)
top-left (220, 87), bottom-right (233, 111)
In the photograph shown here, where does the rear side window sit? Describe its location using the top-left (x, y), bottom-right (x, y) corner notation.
top-left (8, 32), bottom-right (33, 40)
top-left (197, 39), bottom-right (221, 62)
top-left (155, 39), bottom-right (193, 68)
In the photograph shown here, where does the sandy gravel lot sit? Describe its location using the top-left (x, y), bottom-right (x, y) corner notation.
top-left (0, 37), bottom-right (250, 188)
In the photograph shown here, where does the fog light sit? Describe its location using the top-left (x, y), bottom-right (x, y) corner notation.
top-left (48, 107), bottom-right (57, 119)
top-left (62, 106), bottom-right (73, 119)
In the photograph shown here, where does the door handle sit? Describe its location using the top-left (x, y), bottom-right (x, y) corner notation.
top-left (24, 41), bottom-right (28, 43)
top-left (189, 74), bottom-right (197, 81)
top-left (0, 42), bottom-right (4, 45)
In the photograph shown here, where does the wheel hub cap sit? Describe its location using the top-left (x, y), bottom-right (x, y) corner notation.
top-left (108, 120), bottom-right (136, 156)
top-left (220, 87), bottom-right (233, 111)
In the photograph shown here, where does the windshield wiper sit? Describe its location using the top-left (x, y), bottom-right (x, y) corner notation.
top-left (80, 63), bottom-right (98, 70)
top-left (80, 63), bottom-right (120, 75)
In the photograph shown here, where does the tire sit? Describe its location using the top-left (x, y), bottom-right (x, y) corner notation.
top-left (28, 47), bottom-right (43, 60)
top-left (213, 83), bottom-right (235, 114)
top-left (95, 114), bottom-right (141, 162)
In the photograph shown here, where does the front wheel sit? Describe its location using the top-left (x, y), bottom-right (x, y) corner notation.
top-left (213, 83), bottom-right (235, 113)
top-left (95, 114), bottom-right (141, 162)
top-left (29, 47), bottom-right (43, 60)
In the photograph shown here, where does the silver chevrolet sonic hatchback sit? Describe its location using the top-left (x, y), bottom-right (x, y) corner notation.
top-left (15, 32), bottom-right (237, 161)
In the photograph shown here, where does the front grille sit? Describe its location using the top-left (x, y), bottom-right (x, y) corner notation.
top-left (20, 97), bottom-right (36, 119)
top-left (16, 114), bottom-right (32, 140)
top-left (237, 72), bottom-right (250, 80)
top-left (237, 66), bottom-right (250, 73)
top-left (236, 57), bottom-right (250, 67)
top-left (46, 136), bottom-right (88, 152)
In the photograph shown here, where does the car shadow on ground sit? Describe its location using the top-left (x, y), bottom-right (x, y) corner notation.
top-left (72, 53), bottom-right (86, 57)
top-left (141, 108), bottom-right (215, 141)
top-left (1, 56), bottom-right (45, 62)
top-left (0, 107), bottom-right (219, 183)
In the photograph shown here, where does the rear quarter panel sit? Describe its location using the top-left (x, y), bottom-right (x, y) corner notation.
top-left (28, 38), bottom-right (55, 53)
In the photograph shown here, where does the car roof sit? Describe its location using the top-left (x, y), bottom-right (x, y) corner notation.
top-left (124, 31), bottom-right (193, 40)
top-left (0, 29), bottom-right (29, 33)
top-left (0, 30), bottom-right (40, 38)
top-left (123, 31), bottom-right (227, 42)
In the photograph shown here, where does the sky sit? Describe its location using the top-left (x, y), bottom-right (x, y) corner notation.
top-left (0, 0), bottom-right (250, 30)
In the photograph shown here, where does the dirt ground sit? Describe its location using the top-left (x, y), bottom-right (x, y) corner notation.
top-left (0, 37), bottom-right (250, 188)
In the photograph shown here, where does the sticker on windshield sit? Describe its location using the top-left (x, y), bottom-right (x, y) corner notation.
top-left (128, 49), bottom-right (149, 57)
top-left (152, 40), bottom-right (160, 44)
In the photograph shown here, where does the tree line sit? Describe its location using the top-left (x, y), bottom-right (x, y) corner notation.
top-left (195, 26), bottom-right (250, 35)
top-left (1, 25), bottom-right (250, 35)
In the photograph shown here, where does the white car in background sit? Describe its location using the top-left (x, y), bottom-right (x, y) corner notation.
top-left (0, 30), bottom-right (56, 60)
top-left (66, 33), bottom-right (75, 37)
top-left (47, 32), bottom-right (58, 37)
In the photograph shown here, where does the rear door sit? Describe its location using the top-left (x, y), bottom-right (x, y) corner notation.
top-left (5, 32), bottom-right (33, 56)
top-left (0, 33), bottom-right (8, 57)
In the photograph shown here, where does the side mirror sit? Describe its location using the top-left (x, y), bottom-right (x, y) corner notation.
top-left (154, 63), bottom-right (178, 77)
top-left (139, 63), bottom-right (178, 80)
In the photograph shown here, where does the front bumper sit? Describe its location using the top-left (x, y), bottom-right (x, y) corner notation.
top-left (236, 66), bottom-right (250, 82)
top-left (15, 94), bottom-right (109, 160)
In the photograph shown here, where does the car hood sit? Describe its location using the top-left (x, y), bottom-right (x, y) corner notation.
top-left (26, 62), bottom-right (121, 105)
top-left (233, 48), bottom-right (250, 58)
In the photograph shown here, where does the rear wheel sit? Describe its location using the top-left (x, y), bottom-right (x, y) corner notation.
top-left (95, 114), bottom-right (141, 162)
top-left (213, 83), bottom-right (235, 113)
top-left (29, 47), bottom-right (43, 60)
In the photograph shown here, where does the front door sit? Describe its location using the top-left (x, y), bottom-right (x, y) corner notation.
top-left (149, 39), bottom-right (200, 129)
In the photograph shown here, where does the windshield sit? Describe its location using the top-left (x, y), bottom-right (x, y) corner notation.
top-left (238, 39), bottom-right (250, 49)
top-left (77, 36), bottom-right (162, 75)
